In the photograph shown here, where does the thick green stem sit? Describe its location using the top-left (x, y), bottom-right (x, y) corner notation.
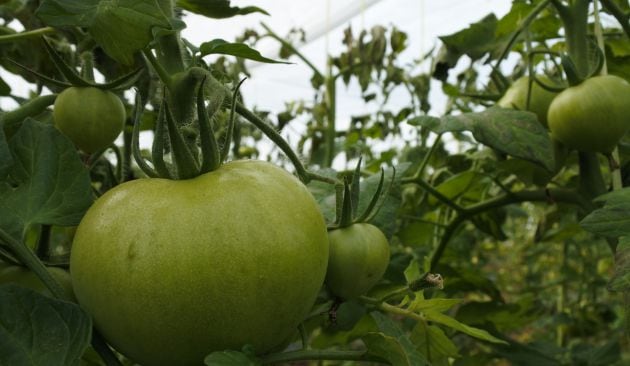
top-left (260, 349), bottom-right (388, 365)
top-left (0, 229), bottom-right (68, 299)
top-left (558, 0), bottom-right (591, 78)
top-left (0, 26), bottom-right (55, 43)
top-left (577, 152), bottom-right (607, 200)
top-left (1, 94), bottom-right (57, 135)
top-left (154, 0), bottom-right (186, 74)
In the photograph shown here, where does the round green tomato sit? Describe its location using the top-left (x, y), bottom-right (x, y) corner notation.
top-left (53, 87), bottom-right (125, 153)
top-left (498, 76), bottom-right (558, 127)
top-left (326, 223), bottom-right (390, 300)
top-left (0, 265), bottom-right (74, 299)
top-left (70, 160), bottom-right (329, 366)
top-left (547, 75), bottom-right (630, 153)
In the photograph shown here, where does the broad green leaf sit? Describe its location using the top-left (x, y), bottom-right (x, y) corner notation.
top-left (428, 170), bottom-right (478, 206)
top-left (199, 39), bottom-right (289, 64)
top-left (204, 350), bottom-right (261, 366)
top-left (362, 332), bottom-right (428, 366)
top-left (0, 118), bottom-right (93, 242)
top-left (580, 188), bottom-right (630, 238)
top-left (409, 108), bottom-right (554, 171)
top-left (424, 310), bottom-right (507, 344)
top-left (439, 13), bottom-right (499, 62)
top-left (36, 0), bottom-right (171, 65)
top-left (411, 324), bottom-right (460, 361)
top-left (609, 236), bottom-right (630, 292)
top-left (407, 298), bottom-right (462, 313)
top-left (369, 312), bottom-right (429, 365)
top-left (0, 284), bottom-right (92, 366)
top-left (177, 0), bottom-right (268, 19)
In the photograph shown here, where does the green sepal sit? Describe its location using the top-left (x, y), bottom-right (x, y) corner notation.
top-left (42, 37), bottom-right (92, 87)
top-left (131, 92), bottom-right (158, 178)
top-left (220, 78), bottom-right (247, 163)
top-left (350, 157), bottom-right (362, 215)
top-left (164, 103), bottom-right (200, 179)
top-left (363, 167), bottom-right (396, 224)
top-left (356, 168), bottom-right (386, 223)
top-left (152, 101), bottom-right (173, 179)
top-left (337, 178), bottom-right (354, 228)
top-left (5, 58), bottom-right (73, 89)
top-left (197, 77), bottom-right (221, 174)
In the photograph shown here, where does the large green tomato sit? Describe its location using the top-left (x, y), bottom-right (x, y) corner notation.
top-left (70, 160), bottom-right (329, 366)
top-left (498, 75), bottom-right (558, 127)
top-left (547, 75), bottom-right (630, 153)
top-left (53, 87), bottom-right (125, 153)
top-left (326, 223), bottom-right (390, 300)
top-left (0, 265), bottom-right (74, 299)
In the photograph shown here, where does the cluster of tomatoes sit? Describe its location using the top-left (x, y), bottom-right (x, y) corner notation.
top-left (498, 74), bottom-right (630, 154)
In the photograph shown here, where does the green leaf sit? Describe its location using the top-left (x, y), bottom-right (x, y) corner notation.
top-left (423, 310), bottom-right (507, 344)
top-left (177, 0), bottom-right (268, 19)
top-left (409, 108), bottom-right (554, 172)
top-left (369, 312), bottom-right (429, 365)
top-left (362, 332), bottom-right (428, 366)
top-left (199, 39), bottom-right (289, 64)
top-left (407, 298), bottom-right (462, 313)
top-left (609, 236), bottom-right (630, 292)
top-left (204, 350), bottom-right (261, 366)
top-left (428, 171), bottom-right (478, 206)
top-left (411, 324), bottom-right (460, 361)
top-left (36, 0), bottom-right (171, 65)
top-left (0, 118), bottom-right (93, 242)
top-left (0, 284), bottom-right (92, 366)
top-left (580, 188), bottom-right (630, 238)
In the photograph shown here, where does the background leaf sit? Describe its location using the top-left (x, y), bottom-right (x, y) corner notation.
top-left (199, 39), bottom-right (289, 64)
top-left (177, 0), bottom-right (268, 19)
top-left (0, 118), bottom-right (93, 242)
top-left (37, 0), bottom-right (171, 65)
top-left (0, 284), bottom-right (92, 366)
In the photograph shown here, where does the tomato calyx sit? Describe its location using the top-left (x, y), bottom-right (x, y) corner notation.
top-left (131, 70), bottom-right (245, 180)
top-left (329, 158), bottom-right (395, 230)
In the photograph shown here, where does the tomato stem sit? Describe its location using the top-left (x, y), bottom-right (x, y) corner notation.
top-left (0, 26), bottom-right (55, 43)
top-left (1, 94), bottom-right (56, 136)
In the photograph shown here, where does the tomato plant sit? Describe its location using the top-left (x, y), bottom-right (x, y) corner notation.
top-left (2, 0), bottom-right (630, 365)
top-left (53, 87), bottom-right (125, 154)
top-left (497, 75), bottom-right (558, 127)
top-left (326, 223), bottom-right (390, 299)
top-left (70, 160), bottom-right (329, 365)
top-left (548, 75), bottom-right (630, 153)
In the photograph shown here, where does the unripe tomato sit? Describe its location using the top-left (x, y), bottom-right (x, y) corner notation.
top-left (326, 223), bottom-right (390, 300)
top-left (53, 87), bottom-right (126, 153)
top-left (547, 75), bottom-right (630, 153)
top-left (70, 160), bottom-right (329, 366)
top-left (0, 265), bottom-right (74, 300)
top-left (498, 75), bottom-right (558, 127)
